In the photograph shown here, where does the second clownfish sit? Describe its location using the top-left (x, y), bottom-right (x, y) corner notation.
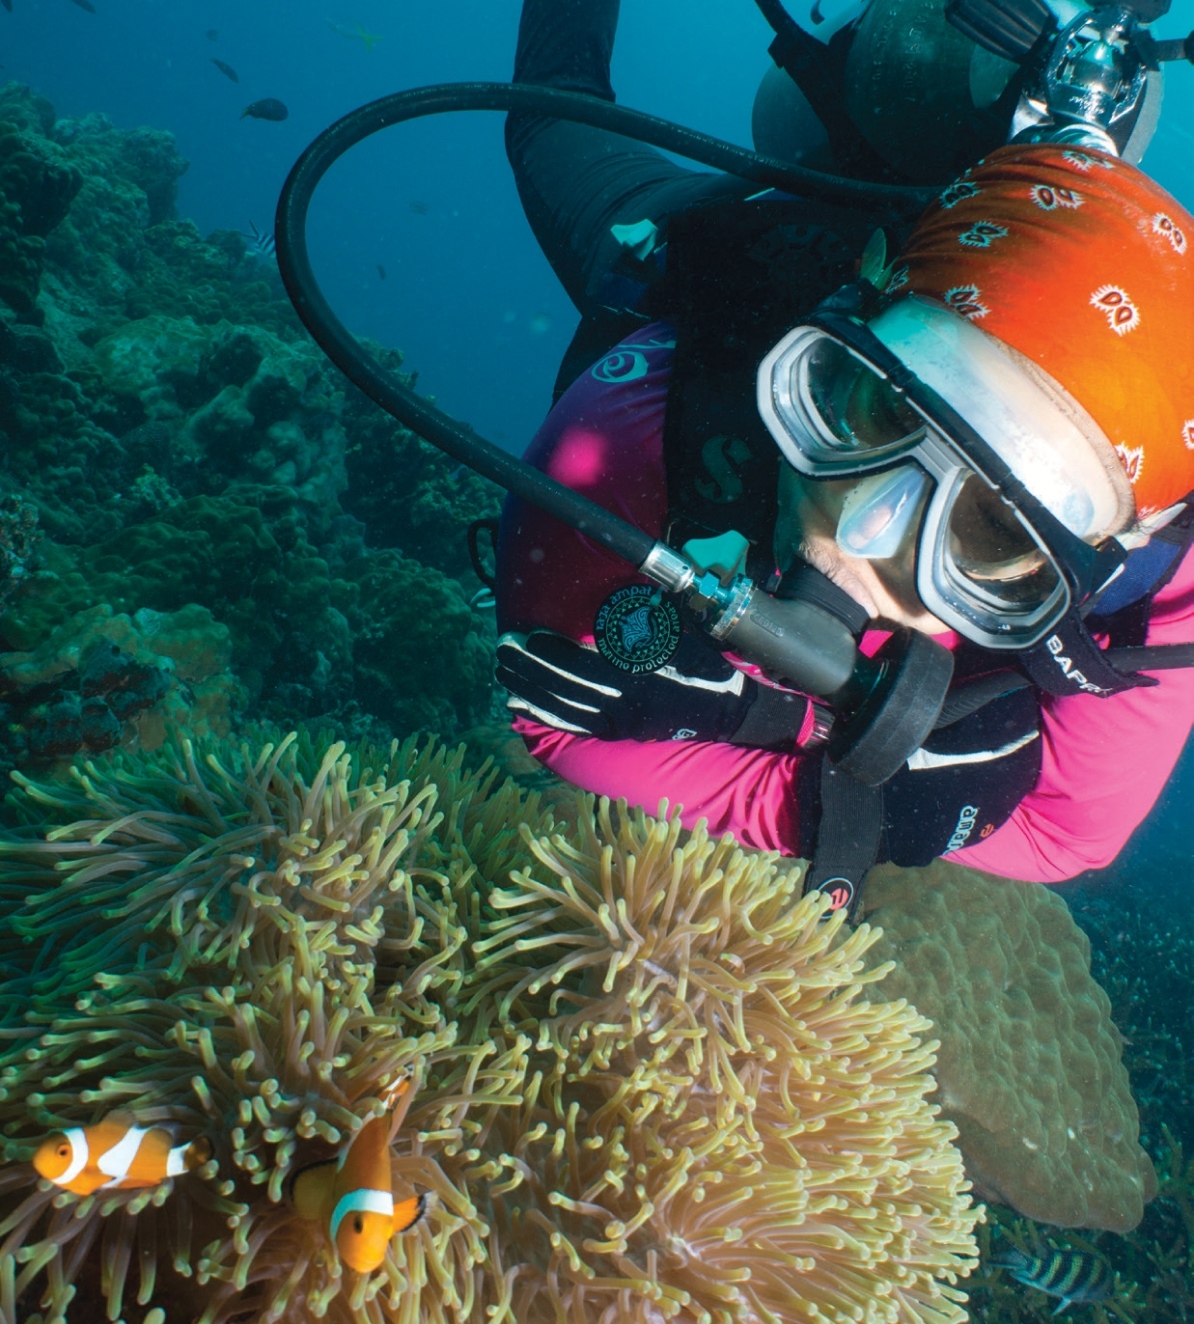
top-left (32, 1115), bottom-right (212, 1196)
top-left (291, 1084), bottom-right (426, 1273)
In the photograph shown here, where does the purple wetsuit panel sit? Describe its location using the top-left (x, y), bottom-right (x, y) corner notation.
top-left (498, 326), bottom-right (676, 641)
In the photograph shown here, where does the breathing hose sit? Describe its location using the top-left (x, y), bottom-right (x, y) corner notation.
top-left (274, 79), bottom-right (1194, 785)
top-left (274, 81), bottom-right (933, 575)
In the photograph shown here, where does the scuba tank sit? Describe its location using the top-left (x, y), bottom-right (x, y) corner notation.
top-left (752, 0), bottom-right (1189, 176)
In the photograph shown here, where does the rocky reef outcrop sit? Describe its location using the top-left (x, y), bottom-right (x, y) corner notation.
top-left (0, 81), bottom-right (500, 773)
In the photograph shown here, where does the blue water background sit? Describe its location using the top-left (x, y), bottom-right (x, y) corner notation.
top-left (3, 0), bottom-right (1194, 872)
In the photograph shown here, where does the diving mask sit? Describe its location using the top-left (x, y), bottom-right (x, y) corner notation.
top-left (758, 294), bottom-right (1134, 648)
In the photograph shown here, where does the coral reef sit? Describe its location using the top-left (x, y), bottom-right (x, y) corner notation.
top-left (0, 733), bottom-right (981, 1323)
top-left (0, 603), bottom-right (239, 770)
top-left (0, 78), bottom-right (499, 757)
top-left (860, 861), bottom-right (1155, 1234)
top-left (340, 368), bottom-right (507, 580)
top-left (0, 100), bottom-right (82, 315)
top-left (0, 496), bottom-right (38, 606)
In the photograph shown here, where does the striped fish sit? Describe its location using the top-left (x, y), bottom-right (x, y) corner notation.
top-left (33, 1115), bottom-right (211, 1196)
top-left (241, 221), bottom-right (276, 263)
top-left (991, 1246), bottom-right (1115, 1314)
top-left (291, 1080), bottom-right (426, 1273)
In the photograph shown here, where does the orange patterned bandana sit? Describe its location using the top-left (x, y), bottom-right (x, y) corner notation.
top-left (895, 144), bottom-right (1194, 519)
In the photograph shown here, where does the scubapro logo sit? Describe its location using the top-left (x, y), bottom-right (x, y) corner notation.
top-left (591, 349), bottom-right (649, 384)
top-left (1046, 634), bottom-right (1110, 695)
top-left (947, 804), bottom-right (980, 852)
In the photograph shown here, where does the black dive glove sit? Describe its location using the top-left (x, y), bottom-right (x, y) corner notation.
top-left (496, 629), bottom-right (809, 746)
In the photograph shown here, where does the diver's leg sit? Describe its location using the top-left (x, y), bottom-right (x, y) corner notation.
top-left (510, 0), bottom-right (620, 101)
top-left (507, 0), bottom-right (756, 317)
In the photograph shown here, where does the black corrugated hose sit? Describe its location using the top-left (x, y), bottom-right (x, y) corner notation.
top-left (274, 82), bottom-right (933, 573)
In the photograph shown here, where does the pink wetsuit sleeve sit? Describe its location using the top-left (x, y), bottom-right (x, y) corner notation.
top-left (949, 548), bottom-right (1194, 882)
top-left (517, 718), bottom-right (801, 854)
top-left (502, 323), bottom-right (808, 856)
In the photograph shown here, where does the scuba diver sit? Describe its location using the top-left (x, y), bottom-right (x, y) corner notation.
top-left (493, 0), bottom-right (1194, 912)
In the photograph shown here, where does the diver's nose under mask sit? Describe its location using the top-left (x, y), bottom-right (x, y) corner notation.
top-left (835, 463), bottom-right (929, 559)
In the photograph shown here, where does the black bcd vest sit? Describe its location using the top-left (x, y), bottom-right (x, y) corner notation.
top-left (647, 194), bottom-right (912, 567)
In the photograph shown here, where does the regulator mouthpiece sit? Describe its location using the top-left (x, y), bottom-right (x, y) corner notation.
top-left (639, 540), bottom-right (954, 785)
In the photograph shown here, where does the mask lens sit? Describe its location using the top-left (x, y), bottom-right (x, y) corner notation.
top-left (801, 338), bottom-right (924, 458)
top-left (946, 473), bottom-right (1060, 607)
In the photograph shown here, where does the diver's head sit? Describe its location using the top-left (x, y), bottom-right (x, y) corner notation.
top-left (758, 143), bottom-right (1194, 649)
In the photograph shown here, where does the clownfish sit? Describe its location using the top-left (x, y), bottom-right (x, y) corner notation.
top-left (291, 1084), bottom-right (426, 1273)
top-left (33, 1116), bottom-right (212, 1196)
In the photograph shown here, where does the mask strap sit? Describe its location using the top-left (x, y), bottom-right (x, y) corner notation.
top-left (1018, 609), bottom-right (1158, 696)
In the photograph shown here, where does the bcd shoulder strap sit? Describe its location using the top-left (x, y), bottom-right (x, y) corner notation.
top-left (650, 196), bottom-right (901, 556)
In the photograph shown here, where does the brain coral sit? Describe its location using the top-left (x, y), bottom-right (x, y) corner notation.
top-left (0, 734), bottom-right (980, 1324)
top-left (859, 859), bottom-right (1156, 1232)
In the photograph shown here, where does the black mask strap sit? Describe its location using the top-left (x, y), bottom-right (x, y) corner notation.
top-left (1019, 608), bottom-right (1158, 697)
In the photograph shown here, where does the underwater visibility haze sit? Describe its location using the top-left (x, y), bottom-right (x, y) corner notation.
top-left (0, 1), bottom-right (1192, 1321)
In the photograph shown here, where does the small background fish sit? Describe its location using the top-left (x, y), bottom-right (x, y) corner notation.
top-left (241, 221), bottom-right (276, 262)
top-left (210, 58), bottom-right (239, 83)
top-left (326, 19), bottom-right (384, 52)
top-left (241, 98), bottom-right (288, 122)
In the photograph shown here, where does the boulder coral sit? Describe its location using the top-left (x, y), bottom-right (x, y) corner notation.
top-left (0, 602), bottom-right (240, 775)
top-left (860, 860), bottom-right (1157, 1233)
top-left (0, 733), bottom-right (981, 1324)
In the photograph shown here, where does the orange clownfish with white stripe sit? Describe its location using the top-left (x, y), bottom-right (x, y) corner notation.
top-left (33, 1115), bottom-right (212, 1196)
top-left (291, 1079), bottom-right (426, 1274)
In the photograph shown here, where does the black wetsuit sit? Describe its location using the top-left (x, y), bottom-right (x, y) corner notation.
top-left (506, 0), bottom-right (770, 396)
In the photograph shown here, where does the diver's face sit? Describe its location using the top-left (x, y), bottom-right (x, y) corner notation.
top-left (775, 465), bottom-right (951, 635)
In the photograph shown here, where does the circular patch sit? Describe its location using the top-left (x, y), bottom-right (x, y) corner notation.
top-left (591, 349), bottom-right (649, 384)
top-left (593, 584), bottom-right (682, 674)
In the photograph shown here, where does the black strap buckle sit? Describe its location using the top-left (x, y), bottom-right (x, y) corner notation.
top-left (803, 761), bottom-right (884, 921)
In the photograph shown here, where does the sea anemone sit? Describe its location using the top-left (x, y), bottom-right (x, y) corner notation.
top-left (469, 802), bottom-right (980, 1323)
top-left (0, 733), bottom-right (980, 1323)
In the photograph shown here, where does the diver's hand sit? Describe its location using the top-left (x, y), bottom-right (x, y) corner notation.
top-left (496, 630), bottom-right (761, 742)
